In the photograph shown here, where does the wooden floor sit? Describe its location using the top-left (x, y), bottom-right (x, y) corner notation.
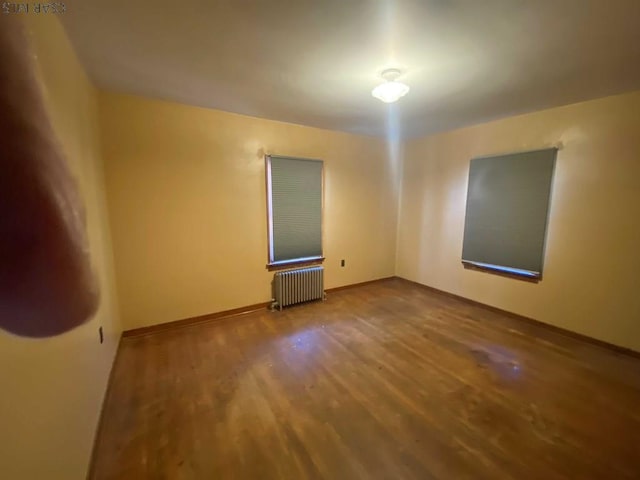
top-left (93, 279), bottom-right (640, 480)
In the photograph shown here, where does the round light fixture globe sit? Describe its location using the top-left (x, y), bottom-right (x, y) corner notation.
top-left (372, 68), bottom-right (410, 103)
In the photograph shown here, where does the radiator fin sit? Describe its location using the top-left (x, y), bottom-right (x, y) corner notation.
top-left (273, 266), bottom-right (324, 310)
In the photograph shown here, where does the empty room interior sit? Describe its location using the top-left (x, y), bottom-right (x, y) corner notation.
top-left (2, 1), bottom-right (640, 479)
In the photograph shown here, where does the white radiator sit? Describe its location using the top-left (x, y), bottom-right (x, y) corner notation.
top-left (272, 266), bottom-right (324, 310)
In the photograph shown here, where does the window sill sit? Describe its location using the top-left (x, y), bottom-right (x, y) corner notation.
top-left (266, 257), bottom-right (325, 271)
top-left (462, 260), bottom-right (541, 283)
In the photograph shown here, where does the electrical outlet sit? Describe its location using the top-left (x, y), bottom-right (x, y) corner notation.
top-left (99, 326), bottom-right (104, 344)
top-left (341, 259), bottom-right (345, 267)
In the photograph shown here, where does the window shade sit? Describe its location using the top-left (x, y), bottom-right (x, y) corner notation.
top-left (462, 148), bottom-right (557, 277)
top-left (268, 156), bottom-right (323, 263)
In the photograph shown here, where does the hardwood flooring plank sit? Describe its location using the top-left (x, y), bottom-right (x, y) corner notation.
top-left (91, 279), bottom-right (640, 480)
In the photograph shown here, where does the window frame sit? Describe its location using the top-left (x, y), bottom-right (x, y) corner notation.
top-left (265, 155), bottom-right (325, 271)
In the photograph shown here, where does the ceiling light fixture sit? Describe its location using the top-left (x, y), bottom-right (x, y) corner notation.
top-left (371, 68), bottom-right (410, 103)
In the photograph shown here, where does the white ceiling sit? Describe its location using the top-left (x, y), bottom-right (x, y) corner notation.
top-left (61, 0), bottom-right (640, 138)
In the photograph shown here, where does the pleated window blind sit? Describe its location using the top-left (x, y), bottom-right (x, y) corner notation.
top-left (462, 148), bottom-right (557, 279)
top-left (266, 155), bottom-right (323, 265)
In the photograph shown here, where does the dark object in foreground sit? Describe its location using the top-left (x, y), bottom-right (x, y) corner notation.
top-left (0, 19), bottom-right (98, 337)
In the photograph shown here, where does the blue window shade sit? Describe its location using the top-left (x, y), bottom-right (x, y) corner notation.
top-left (267, 156), bottom-right (323, 263)
top-left (462, 148), bottom-right (557, 278)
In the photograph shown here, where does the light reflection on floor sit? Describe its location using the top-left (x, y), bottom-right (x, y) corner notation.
top-left (469, 343), bottom-right (523, 382)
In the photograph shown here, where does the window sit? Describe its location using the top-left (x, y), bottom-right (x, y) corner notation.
top-left (266, 155), bottom-right (323, 269)
top-left (462, 148), bottom-right (557, 281)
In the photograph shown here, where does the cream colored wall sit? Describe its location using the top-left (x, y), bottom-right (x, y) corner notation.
top-left (99, 92), bottom-right (398, 330)
top-left (397, 91), bottom-right (640, 352)
top-left (0, 17), bottom-right (121, 480)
